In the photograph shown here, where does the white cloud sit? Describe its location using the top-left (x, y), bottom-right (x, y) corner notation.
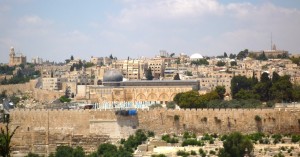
top-left (18, 15), bottom-right (53, 26)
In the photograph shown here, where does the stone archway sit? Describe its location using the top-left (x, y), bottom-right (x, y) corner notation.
top-left (158, 93), bottom-right (169, 101)
top-left (147, 93), bottom-right (157, 101)
top-left (136, 93), bottom-right (146, 101)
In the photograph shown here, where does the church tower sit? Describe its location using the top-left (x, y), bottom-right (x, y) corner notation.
top-left (9, 47), bottom-right (16, 66)
top-left (8, 46), bottom-right (26, 66)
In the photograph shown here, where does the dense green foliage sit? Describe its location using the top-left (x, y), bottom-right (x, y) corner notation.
top-left (218, 132), bottom-right (253, 157)
top-left (230, 61), bottom-right (237, 66)
top-left (54, 146), bottom-right (85, 157)
top-left (70, 60), bottom-right (83, 71)
top-left (236, 49), bottom-right (249, 60)
top-left (290, 56), bottom-right (300, 65)
top-left (49, 129), bottom-right (151, 157)
top-left (174, 85), bottom-right (263, 109)
top-left (145, 67), bottom-right (154, 80)
top-left (176, 150), bottom-right (190, 157)
top-left (291, 134), bottom-right (300, 143)
top-left (59, 95), bottom-right (71, 103)
top-left (256, 52), bottom-right (268, 60)
top-left (25, 152), bottom-right (40, 157)
top-left (0, 119), bottom-right (19, 157)
top-left (191, 59), bottom-right (209, 66)
top-left (84, 62), bottom-right (95, 68)
top-left (181, 132), bottom-right (205, 147)
top-left (166, 101), bottom-right (176, 109)
top-left (0, 69), bottom-right (40, 85)
top-left (151, 154), bottom-right (167, 157)
top-left (173, 89), bottom-right (220, 109)
top-left (0, 65), bottom-right (15, 75)
top-left (161, 134), bottom-right (179, 143)
top-left (216, 61), bottom-right (226, 67)
top-left (231, 72), bottom-right (300, 103)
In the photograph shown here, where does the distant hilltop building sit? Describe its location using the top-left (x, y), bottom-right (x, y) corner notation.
top-left (9, 47), bottom-right (26, 66)
top-left (249, 44), bottom-right (289, 58)
top-left (31, 56), bottom-right (43, 64)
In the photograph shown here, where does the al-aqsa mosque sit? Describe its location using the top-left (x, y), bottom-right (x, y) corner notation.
top-left (81, 69), bottom-right (200, 109)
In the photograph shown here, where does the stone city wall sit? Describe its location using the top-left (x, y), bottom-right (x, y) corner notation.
top-left (0, 79), bottom-right (64, 102)
top-left (0, 80), bottom-right (36, 95)
top-left (4, 108), bottom-right (300, 155)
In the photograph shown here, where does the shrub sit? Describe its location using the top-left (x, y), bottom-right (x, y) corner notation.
top-left (191, 150), bottom-right (197, 155)
top-left (176, 150), bottom-right (189, 157)
top-left (174, 115), bottom-right (180, 121)
top-left (182, 139), bottom-right (204, 146)
top-left (209, 150), bottom-right (216, 155)
top-left (255, 115), bottom-right (262, 122)
top-left (291, 135), bottom-right (300, 143)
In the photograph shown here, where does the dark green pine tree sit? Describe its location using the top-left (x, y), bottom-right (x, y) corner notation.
top-left (145, 68), bottom-right (154, 80)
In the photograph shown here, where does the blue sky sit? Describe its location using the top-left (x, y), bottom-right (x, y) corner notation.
top-left (1, 0), bottom-right (300, 63)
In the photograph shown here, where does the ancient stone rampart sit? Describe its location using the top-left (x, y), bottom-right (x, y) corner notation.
top-left (137, 108), bottom-right (300, 135)
top-left (5, 108), bottom-right (300, 155)
top-left (0, 80), bottom-right (36, 95)
top-left (0, 79), bottom-right (64, 102)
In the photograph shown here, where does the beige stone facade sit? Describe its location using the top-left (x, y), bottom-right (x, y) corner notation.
top-left (9, 47), bottom-right (26, 66)
top-left (4, 108), bottom-right (300, 155)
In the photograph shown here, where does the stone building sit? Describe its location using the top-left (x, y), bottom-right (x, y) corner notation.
top-left (249, 44), bottom-right (289, 58)
top-left (9, 47), bottom-right (26, 66)
top-left (148, 58), bottom-right (165, 79)
top-left (78, 69), bottom-right (200, 106)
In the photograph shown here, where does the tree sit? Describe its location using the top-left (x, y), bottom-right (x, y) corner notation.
top-left (215, 86), bottom-right (226, 99)
top-left (234, 89), bottom-right (259, 100)
top-left (191, 59), bottom-right (209, 66)
top-left (145, 68), bottom-right (154, 80)
top-left (224, 52), bottom-right (228, 58)
top-left (257, 52), bottom-right (268, 61)
top-left (230, 61), bottom-right (237, 66)
top-left (218, 132), bottom-right (253, 157)
top-left (229, 53), bottom-right (236, 59)
top-left (236, 49), bottom-right (249, 60)
top-left (170, 53), bottom-right (175, 58)
top-left (290, 56), bottom-right (300, 65)
top-left (73, 146), bottom-right (85, 157)
top-left (173, 73), bottom-right (180, 80)
top-left (109, 54), bottom-right (114, 59)
top-left (97, 143), bottom-right (118, 157)
top-left (216, 61), bottom-right (226, 67)
top-left (0, 118), bottom-right (20, 157)
top-left (65, 59), bottom-right (70, 64)
top-left (55, 146), bottom-right (73, 157)
top-left (231, 75), bottom-right (254, 99)
top-left (270, 75), bottom-right (293, 102)
top-left (253, 72), bottom-right (272, 101)
top-left (272, 72), bottom-right (280, 83)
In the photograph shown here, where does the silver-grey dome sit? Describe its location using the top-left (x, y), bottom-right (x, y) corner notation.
top-left (103, 69), bottom-right (123, 82)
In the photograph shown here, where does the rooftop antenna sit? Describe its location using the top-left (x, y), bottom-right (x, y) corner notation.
top-left (271, 32), bottom-right (273, 50)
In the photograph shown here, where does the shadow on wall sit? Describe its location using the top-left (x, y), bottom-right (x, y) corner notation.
top-left (115, 110), bottom-right (139, 129)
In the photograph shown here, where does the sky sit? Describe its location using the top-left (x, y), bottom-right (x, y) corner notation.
top-left (0, 0), bottom-right (300, 63)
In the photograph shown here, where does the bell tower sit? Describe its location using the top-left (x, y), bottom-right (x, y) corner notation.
top-left (9, 47), bottom-right (15, 66)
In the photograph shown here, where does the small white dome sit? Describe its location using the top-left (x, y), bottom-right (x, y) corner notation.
top-left (190, 53), bottom-right (203, 60)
